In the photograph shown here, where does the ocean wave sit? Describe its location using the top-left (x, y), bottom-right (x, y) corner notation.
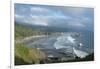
top-left (53, 33), bottom-right (92, 58)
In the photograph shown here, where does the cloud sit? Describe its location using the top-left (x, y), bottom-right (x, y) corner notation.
top-left (28, 7), bottom-right (72, 26)
top-left (47, 17), bottom-right (85, 29)
top-left (62, 7), bottom-right (88, 17)
top-left (30, 15), bottom-right (48, 26)
top-left (15, 14), bottom-right (48, 26)
top-left (67, 8), bottom-right (86, 14)
top-left (31, 7), bottom-right (50, 13)
top-left (15, 12), bottom-right (90, 29)
top-left (15, 14), bottom-right (25, 19)
top-left (30, 7), bottom-right (53, 16)
top-left (15, 14), bottom-right (28, 23)
top-left (15, 4), bottom-right (94, 31)
top-left (69, 18), bottom-right (86, 27)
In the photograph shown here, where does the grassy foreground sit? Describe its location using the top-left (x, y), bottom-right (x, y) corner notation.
top-left (15, 43), bottom-right (46, 65)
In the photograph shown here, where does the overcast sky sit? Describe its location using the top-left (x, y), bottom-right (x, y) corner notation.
top-left (15, 3), bottom-right (94, 31)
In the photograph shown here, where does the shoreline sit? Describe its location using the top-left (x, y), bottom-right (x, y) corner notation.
top-left (15, 35), bottom-right (47, 44)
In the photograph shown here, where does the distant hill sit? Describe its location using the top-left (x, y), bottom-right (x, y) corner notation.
top-left (15, 22), bottom-right (60, 40)
top-left (15, 23), bottom-right (46, 39)
top-left (15, 21), bottom-right (93, 32)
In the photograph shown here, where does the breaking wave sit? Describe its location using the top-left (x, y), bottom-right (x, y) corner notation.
top-left (53, 33), bottom-right (92, 58)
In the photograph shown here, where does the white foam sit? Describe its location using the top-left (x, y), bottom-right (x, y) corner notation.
top-left (54, 33), bottom-right (89, 58)
top-left (67, 36), bottom-right (75, 44)
top-left (54, 34), bottom-right (76, 49)
top-left (73, 47), bottom-right (88, 58)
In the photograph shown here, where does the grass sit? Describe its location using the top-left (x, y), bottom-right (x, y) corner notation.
top-left (15, 43), bottom-right (46, 65)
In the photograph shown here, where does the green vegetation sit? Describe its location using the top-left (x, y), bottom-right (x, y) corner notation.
top-left (15, 23), bottom-right (47, 65)
top-left (15, 43), bottom-right (46, 65)
top-left (15, 23), bottom-right (43, 39)
top-left (15, 23), bottom-right (61, 40)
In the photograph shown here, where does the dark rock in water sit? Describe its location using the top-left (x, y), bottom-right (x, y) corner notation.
top-left (66, 53), bottom-right (94, 62)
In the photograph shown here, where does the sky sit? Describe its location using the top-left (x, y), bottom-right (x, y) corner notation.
top-left (15, 3), bottom-right (94, 31)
